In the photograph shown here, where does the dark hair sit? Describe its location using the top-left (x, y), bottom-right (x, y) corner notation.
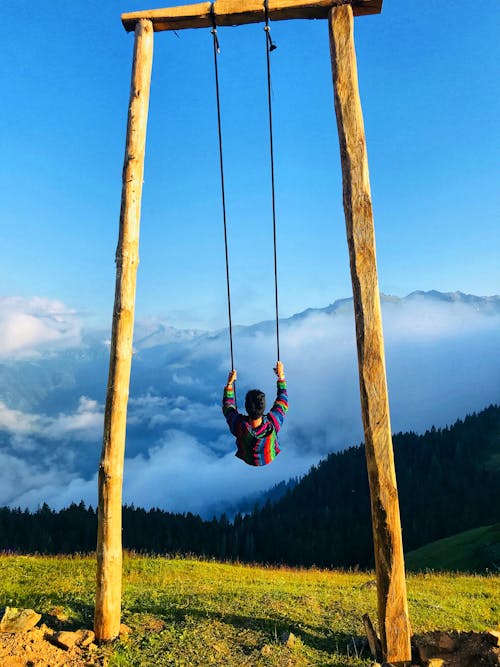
top-left (245, 389), bottom-right (266, 420)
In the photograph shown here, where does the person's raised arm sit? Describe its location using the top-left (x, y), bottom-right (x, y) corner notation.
top-left (226, 369), bottom-right (237, 388)
top-left (274, 361), bottom-right (284, 381)
top-left (269, 361), bottom-right (288, 430)
top-left (222, 369), bottom-right (239, 433)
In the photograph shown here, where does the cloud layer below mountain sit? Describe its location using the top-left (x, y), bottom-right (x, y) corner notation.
top-left (0, 292), bottom-right (498, 516)
top-left (0, 297), bottom-right (82, 359)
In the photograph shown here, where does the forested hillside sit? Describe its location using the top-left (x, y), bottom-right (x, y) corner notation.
top-left (0, 405), bottom-right (498, 569)
top-left (235, 404), bottom-right (500, 567)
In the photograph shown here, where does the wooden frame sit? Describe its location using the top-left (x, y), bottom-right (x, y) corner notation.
top-left (96, 1), bottom-right (413, 663)
top-left (122, 0), bottom-right (382, 32)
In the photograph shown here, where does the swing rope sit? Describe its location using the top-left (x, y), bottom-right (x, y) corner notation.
top-left (211, 8), bottom-right (236, 386)
top-left (210, 1), bottom-right (281, 390)
top-left (264, 0), bottom-right (281, 362)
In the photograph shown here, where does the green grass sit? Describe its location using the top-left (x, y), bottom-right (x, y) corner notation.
top-left (405, 523), bottom-right (500, 573)
top-left (0, 554), bottom-right (499, 666)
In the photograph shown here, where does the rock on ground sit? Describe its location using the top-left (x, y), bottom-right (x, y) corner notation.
top-left (0, 608), bottom-right (42, 633)
top-left (0, 625), bottom-right (101, 667)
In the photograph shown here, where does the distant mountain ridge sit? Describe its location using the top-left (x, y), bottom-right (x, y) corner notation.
top-left (286, 290), bottom-right (500, 324)
top-left (8, 287), bottom-right (493, 407)
top-left (131, 290), bottom-right (500, 350)
top-left (0, 289), bottom-right (499, 515)
top-left (405, 289), bottom-right (500, 305)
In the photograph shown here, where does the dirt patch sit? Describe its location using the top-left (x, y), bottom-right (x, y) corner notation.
top-left (0, 624), bottom-right (106, 667)
top-left (1, 623), bottom-right (499, 666)
top-left (412, 630), bottom-right (500, 667)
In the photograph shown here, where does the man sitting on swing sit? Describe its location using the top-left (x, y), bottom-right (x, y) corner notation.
top-left (222, 361), bottom-right (288, 466)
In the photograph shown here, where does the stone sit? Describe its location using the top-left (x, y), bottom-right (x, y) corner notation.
top-left (0, 607), bottom-right (42, 633)
top-left (42, 624), bottom-right (55, 638)
top-left (119, 623), bottom-right (132, 636)
top-left (50, 630), bottom-right (80, 649)
top-left (436, 632), bottom-right (456, 651)
top-left (280, 631), bottom-right (296, 647)
top-left (487, 630), bottom-right (500, 647)
top-left (76, 629), bottom-right (95, 647)
top-left (417, 645), bottom-right (433, 661)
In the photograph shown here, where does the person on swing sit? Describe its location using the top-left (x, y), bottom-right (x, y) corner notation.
top-left (222, 361), bottom-right (288, 466)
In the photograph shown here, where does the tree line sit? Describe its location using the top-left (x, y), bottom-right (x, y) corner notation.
top-left (0, 404), bottom-right (498, 568)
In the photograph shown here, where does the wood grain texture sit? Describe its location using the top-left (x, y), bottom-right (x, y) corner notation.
top-left (363, 613), bottom-right (383, 662)
top-left (328, 5), bottom-right (412, 663)
top-left (122, 0), bottom-right (382, 32)
top-left (94, 19), bottom-right (154, 643)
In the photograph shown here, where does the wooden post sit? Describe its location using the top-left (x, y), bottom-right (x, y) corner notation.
top-left (328, 5), bottom-right (412, 664)
top-left (94, 18), bottom-right (154, 643)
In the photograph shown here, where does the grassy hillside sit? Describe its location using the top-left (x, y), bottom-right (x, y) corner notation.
top-left (405, 523), bottom-right (500, 573)
top-left (1, 554), bottom-right (499, 666)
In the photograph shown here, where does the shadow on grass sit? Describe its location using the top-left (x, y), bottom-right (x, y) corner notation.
top-left (0, 594), bottom-right (370, 665)
top-left (124, 601), bottom-right (368, 659)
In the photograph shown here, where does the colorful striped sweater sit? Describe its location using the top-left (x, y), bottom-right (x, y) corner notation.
top-left (222, 379), bottom-right (288, 466)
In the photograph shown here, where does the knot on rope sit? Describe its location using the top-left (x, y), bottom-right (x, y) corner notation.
top-left (210, 2), bottom-right (220, 52)
top-left (264, 25), bottom-right (277, 52)
top-left (263, 0), bottom-right (277, 51)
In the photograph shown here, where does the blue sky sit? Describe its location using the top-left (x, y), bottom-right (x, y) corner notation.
top-left (2, 0), bottom-right (499, 332)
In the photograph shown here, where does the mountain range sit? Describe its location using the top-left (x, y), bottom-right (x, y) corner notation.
top-left (0, 290), bottom-right (498, 516)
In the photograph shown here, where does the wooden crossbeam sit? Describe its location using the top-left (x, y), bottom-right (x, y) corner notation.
top-left (122, 0), bottom-right (382, 32)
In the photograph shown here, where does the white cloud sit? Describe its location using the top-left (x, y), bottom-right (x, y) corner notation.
top-left (381, 296), bottom-right (500, 342)
top-left (127, 394), bottom-right (221, 430)
top-left (172, 373), bottom-right (198, 386)
top-left (0, 397), bottom-right (103, 509)
top-left (0, 292), bottom-right (499, 515)
top-left (44, 397), bottom-right (103, 441)
top-left (0, 296), bottom-right (82, 359)
top-left (122, 430), bottom-right (318, 516)
top-left (213, 296), bottom-right (500, 456)
top-left (0, 450), bottom-right (79, 508)
top-left (0, 396), bottom-right (103, 444)
top-left (0, 402), bottom-right (38, 434)
top-left (1, 429), bottom-right (317, 516)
